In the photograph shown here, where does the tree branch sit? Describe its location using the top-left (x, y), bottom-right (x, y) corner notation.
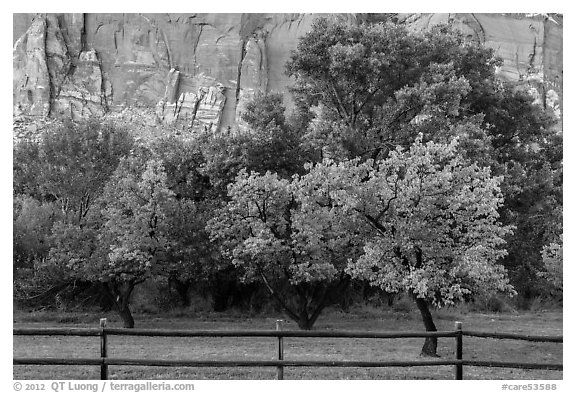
top-left (329, 80), bottom-right (352, 127)
top-left (259, 272), bottom-right (301, 322)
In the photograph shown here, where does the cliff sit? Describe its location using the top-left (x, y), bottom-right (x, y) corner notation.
top-left (13, 13), bottom-right (563, 137)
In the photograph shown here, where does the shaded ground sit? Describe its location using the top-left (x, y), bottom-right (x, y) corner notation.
top-left (13, 307), bottom-right (562, 380)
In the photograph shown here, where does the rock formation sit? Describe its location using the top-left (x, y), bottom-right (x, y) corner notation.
top-left (13, 13), bottom-right (563, 136)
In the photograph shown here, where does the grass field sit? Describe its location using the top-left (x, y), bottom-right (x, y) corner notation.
top-left (13, 307), bottom-right (563, 380)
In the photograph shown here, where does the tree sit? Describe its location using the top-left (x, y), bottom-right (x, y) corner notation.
top-left (197, 93), bottom-right (315, 310)
top-left (241, 92), bottom-right (287, 131)
top-left (305, 137), bottom-right (514, 355)
top-left (287, 18), bottom-right (425, 134)
top-left (499, 157), bottom-right (562, 301)
top-left (13, 119), bottom-right (134, 224)
top-left (147, 136), bottom-right (211, 202)
top-left (144, 136), bottom-right (244, 309)
top-left (199, 93), bottom-right (311, 199)
top-left (488, 90), bottom-right (561, 301)
top-left (44, 221), bottom-right (100, 303)
top-left (539, 240), bottom-right (562, 291)
top-left (288, 17), bottom-right (561, 305)
top-left (208, 169), bottom-right (366, 329)
top-left (100, 158), bottom-right (175, 327)
top-left (13, 141), bottom-right (42, 200)
top-left (286, 19), bottom-right (502, 159)
top-left (13, 195), bottom-right (63, 303)
top-left (160, 198), bottom-right (221, 307)
top-left (47, 158), bottom-right (176, 327)
top-left (13, 195), bottom-right (60, 269)
top-left (13, 119), bottom-right (136, 310)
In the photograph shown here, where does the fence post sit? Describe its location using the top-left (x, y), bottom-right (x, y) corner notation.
top-left (276, 320), bottom-right (284, 380)
top-left (100, 318), bottom-right (108, 380)
top-left (455, 321), bottom-right (463, 380)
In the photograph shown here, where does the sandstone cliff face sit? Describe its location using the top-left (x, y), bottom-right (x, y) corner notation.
top-left (399, 13), bottom-right (562, 92)
top-left (13, 13), bottom-right (562, 136)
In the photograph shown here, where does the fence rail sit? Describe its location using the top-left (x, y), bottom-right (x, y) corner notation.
top-left (461, 330), bottom-right (563, 342)
top-left (13, 319), bottom-right (562, 380)
top-left (12, 327), bottom-right (458, 338)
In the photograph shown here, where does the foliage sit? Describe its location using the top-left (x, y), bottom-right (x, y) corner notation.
top-left (160, 198), bottom-right (224, 306)
top-left (306, 136), bottom-right (515, 354)
top-left (207, 137), bottom-right (514, 331)
top-left (287, 19), bottom-right (502, 159)
top-left (145, 136), bottom-right (237, 306)
top-left (13, 141), bottom-right (42, 199)
top-left (43, 157), bottom-right (177, 327)
top-left (146, 136), bottom-right (210, 201)
top-left (12, 119), bottom-right (132, 308)
top-left (539, 241), bottom-right (563, 291)
top-left (241, 92), bottom-right (287, 130)
top-left (12, 17), bottom-right (562, 322)
top-left (287, 17), bottom-right (562, 303)
top-left (208, 169), bottom-right (366, 329)
top-left (328, 137), bottom-right (516, 305)
top-left (286, 18), bottom-right (426, 132)
top-left (200, 93), bottom-right (311, 199)
top-left (13, 195), bottom-right (65, 304)
top-left (99, 158), bottom-right (174, 278)
top-left (13, 119), bottom-right (134, 224)
top-left (13, 195), bottom-right (61, 269)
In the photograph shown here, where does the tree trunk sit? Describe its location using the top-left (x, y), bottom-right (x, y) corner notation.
top-left (211, 280), bottom-right (232, 312)
top-left (414, 296), bottom-right (439, 357)
top-left (169, 277), bottom-right (191, 307)
top-left (105, 281), bottom-right (136, 328)
top-left (117, 302), bottom-right (135, 328)
top-left (295, 276), bottom-right (351, 330)
top-left (297, 317), bottom-right (313, 330)
top-left (259, 271), bottom-right (352, 331)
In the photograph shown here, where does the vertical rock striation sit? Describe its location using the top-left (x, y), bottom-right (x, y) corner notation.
top-left (13, 13), bottom-right (563, 135)
top-left (13, 17), bottom-right (52, 118)
top-left (51, 49), bottom-right (108, 119)
top-left (156, 68), bottom-right (227, 133)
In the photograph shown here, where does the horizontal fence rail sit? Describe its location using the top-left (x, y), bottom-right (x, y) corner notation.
top-left (13, 319), bottom-right (562, 380)
top-left (462, 330), bottom-right (563, 343)
top-left (461, 360), bottom-right (562, 371)
top-left (13, 328), bottom-right (101, 336)
top-left (13, 327), bottom-right (458, 338)
top-left (14, 358), bottom-right (461, 368)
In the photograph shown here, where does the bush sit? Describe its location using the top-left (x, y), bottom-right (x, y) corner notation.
top-left (467, 295), bottom-right (517, 313)
top-left (391, 294), bottom-right (415, 313)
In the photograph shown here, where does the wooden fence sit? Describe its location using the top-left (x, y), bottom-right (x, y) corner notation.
top-left (13, 319), bottom-right (562, 380)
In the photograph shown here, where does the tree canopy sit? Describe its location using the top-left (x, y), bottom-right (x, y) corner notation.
top-left (208, 136), bottom-right (515, 336)
top-left (13, 17), bottom-right (562, 336)
top-left (208, 168), bottom-right (365, 329)
top-left (288, 17), bottom-right (562, 307)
